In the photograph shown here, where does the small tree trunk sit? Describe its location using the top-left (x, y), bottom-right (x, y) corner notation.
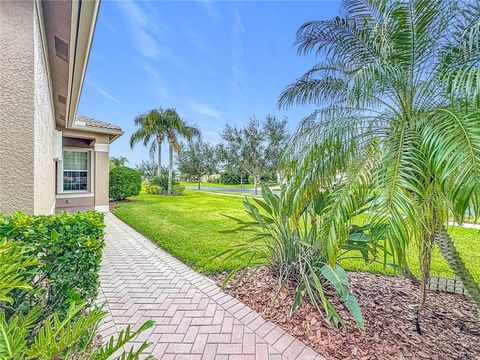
top-left (240, 175), bottom-right (243, 188)
top-left (198, 178), bottom-right (201, 190)
top-left (435, 226), bottom-right (480, 310)
top-left (419, 229), bottom-right (433, 310)
top-left (168, 143), bottom-right (173, 194)
top-left (157, 140), bottom-right (162, 177)
top-left (254, 176), bottom-right (258, 195)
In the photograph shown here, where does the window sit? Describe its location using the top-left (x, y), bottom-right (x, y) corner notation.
top-left (62, 150), bottom-right (89, 192)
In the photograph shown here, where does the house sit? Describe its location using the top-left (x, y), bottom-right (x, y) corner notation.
top-left (0, 0), bottom-right (122, 214)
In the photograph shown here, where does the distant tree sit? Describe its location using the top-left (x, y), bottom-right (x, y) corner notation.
top-left (135, 160), bottom-right (159, 181)
top-left (177, 139), bottom-right (218, 189)
top-left (109, 156), bottom-right (129, 169)
top-left (219, 126), bottom-right (247, 187)
top-left (130, 109), bottom-right (168, 177)
top-left (220, 116), bottom-right (289, 194)
top-left (162, 109), bottom-right (200, 194)
top-left (241, 118), bottom-right (267, 195)
top-left (264, 115), bottom-right (289, 183)
top-left (131, 108), bottom-right (199, 194)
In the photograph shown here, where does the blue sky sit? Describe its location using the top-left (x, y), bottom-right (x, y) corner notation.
top-left (77, 0), bottom-right (341, 166)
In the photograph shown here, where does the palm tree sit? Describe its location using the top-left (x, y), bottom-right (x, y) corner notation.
top-left (279, 0), bottom-right (480, 310)
top-left (109, 156), bottom-right (129, 168)
top-left (162, 109), bottom-right (200, 193)
top-left (130, 109), bottom-right (167, 177)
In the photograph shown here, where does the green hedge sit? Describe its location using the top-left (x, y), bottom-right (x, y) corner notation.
top-left (0, 211), bottom-right (105, 315)
top-left (110, 166), bottom-right (142, 200)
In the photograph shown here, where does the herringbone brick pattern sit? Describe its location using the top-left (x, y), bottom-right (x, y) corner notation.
top-left (97, 213), bottom-right (324, 360)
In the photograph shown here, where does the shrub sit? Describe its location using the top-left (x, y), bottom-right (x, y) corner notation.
top-left (171, 184), bottom-right (185, 196)
top-left (109, 166), bottom-right (142, 201)
top-left (144, 184), bottom-right (160, 194)
top-left (219, 185), bottom-right (383, 329)
top-left (151, 175), bottom-right (184, 195)
top-left (220, 172), bottom-right (250, 185)
top-left (151, 174), bottom-right (170, 191)
top-left (0, 238), bottom-right (155, 359)
top-left (0, 211), bottom-right (105, 316)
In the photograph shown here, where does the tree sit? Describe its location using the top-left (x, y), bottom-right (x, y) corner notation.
top-left (241, 118), bottom-right (267, 195)
top-left (110, 156), bottom-right (129, 169)
top-left (130, 108), bottom-right (199, 193)
top-left (279, 0), bottom-right (480, 312)
top-left (220, 116), bottom-right (289, 194)
top-left (177, 139), bottom-right (218, 189)
top-left (219, 125), bottom-right (247, 187)
top-left (162, 109), bottom-right (200, 194)
top-left (135, 160), bottom-right (160, 181)
top-left (130, 109), bottom-right (168, 177)
top-left (264, 115), bottom-right (289, 183)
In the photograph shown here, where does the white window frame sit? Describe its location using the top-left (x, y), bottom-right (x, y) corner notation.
top-left (57, 147), bottom-right (94, 194)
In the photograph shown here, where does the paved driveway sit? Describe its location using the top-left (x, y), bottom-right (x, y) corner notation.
top-left (97, 213), bottom-right (323, 360)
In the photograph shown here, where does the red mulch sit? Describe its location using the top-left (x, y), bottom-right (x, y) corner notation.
top-left (214, 268), bottom-right (480, 360)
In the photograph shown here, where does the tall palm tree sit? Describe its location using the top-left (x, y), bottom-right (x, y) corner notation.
top-left (279, 0), bottom-right (480, 310)
top-left (162, 109), bottom-right (200, 194)
top-left (130, 109), bottom-right (167, 177)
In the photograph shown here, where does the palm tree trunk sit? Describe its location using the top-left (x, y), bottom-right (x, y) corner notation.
top-left (157, 139), bottom-right (162, 177)
top-left (168, 142), bottom-right (173, 194)
top-left (434, 226), bottom-right (480, 309)
top-left (240, 175), bottom-right (243, 188)
top-left (419, 229), bottom-right (433, 310)
top-left (254, 176), bottom-right (258, 195)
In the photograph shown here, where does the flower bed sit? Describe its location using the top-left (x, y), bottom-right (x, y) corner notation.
top-left (215, 268), bottom-right (480, 359)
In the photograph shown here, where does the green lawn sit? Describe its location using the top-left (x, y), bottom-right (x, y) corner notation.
top-left (181, 182), bottom-right (254, 189)
top-left (114, 191), bottom-right (251, 273)
top-left (114, 191), bottom-right (480, 282)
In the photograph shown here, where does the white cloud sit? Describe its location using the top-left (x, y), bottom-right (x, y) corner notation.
top-left (187, 100), bottom-right (221, 119)
top-left (116, 0), bottom-right (183, 68)
top-left (196, 0), bottom-right (223, 22)
top-left (86, 79), bottom-right (121, 104)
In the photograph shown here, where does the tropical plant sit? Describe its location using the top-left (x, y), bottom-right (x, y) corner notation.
top-left (130, 109), bottom-right (167, 177)
top-left (278, 0), bottom-right (480, 310)
top-left (130, 108), bottom-right (199, 194)
top-left (109, 166), bottom-right (142, 201)
top-left (0, 239), bottom-right (155, 359)
top-left (219, 185), bottom-right (385, 328)
top-left (162, 109), bottom-right (200, 194)
top-left (109, 156), bottom-right (129, 169)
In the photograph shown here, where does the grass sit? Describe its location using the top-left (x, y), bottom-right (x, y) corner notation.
top-left (114, 191), bottom-right (480, 282)
top-left (181, 182), bottom-right (254, 189)
top-left (114, 191), bottom-right (251, 274)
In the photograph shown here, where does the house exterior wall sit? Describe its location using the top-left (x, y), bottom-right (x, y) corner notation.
top-left (55, 127), bottom-right (111, 212)
top-left (94, 144), bottom-right (110, 212)
top-left (33, 6), bottom-right (56, 215)
top-left (0, 1), bottom-right (36, 214)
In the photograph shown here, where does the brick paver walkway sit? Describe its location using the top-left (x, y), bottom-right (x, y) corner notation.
top-left (96, 213), bottom-right (324, 359)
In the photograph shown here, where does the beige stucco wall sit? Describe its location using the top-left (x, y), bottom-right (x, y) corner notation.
top-left (94, 148), bottom-right (110, 209)
top-left (56, 127), bottom-right (111, 212)
top-left (0, 1), bottom-right (36, 214)
top-left (33, 6), bottom-right (56, 215)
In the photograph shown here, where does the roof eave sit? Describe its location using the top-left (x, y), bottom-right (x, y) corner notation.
top-left (70, 125), bottom-right (124, 143)
top-left (65, 0), bottom-right (101, 129)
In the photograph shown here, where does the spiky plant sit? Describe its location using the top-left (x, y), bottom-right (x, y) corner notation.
top-left (279, 0), bottom-right (480, 310)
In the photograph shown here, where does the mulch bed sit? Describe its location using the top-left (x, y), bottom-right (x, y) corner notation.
top-left (214, 268), bottom-right (480, 360)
